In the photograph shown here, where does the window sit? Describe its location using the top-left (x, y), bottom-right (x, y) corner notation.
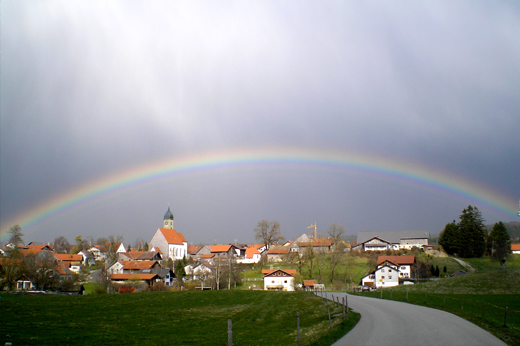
top-left (284, 280), bottom-right (287, 284)
top-left (381, 276), bottom-right (385, 279)
top-left (389, 276), bottom-right (392, 279)
top-left (381, 269), bottom-right (385, 272)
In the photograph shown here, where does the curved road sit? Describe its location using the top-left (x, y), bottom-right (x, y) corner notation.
top-left (324, 293), bottom-right (507, 346)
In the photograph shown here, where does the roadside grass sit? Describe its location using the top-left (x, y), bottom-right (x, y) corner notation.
top-left (355, 268), bottom-right (520, 345)
top-left (0, 290), bottom-right (359, 346)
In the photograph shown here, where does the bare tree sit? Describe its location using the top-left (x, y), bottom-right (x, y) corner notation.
top-left (315, 252), bottom-right (326, 283)
top-left (53, 236), bottom-right (70, 254)
top-left (8, 225), bottom-right (24, 246)
top-left (134, 238), bottom-right (146, 251)
top-left (254, 220), bottom-right (285, 248)
top-left (303, 245), bottom-right (316, 279)
top-left (329, 241), bottom-right (345, 283)
top-left (327, 223), bottom-right (345, 243)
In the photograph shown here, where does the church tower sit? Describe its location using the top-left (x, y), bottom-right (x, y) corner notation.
top-left (163, 204), bottom-right (174, 229)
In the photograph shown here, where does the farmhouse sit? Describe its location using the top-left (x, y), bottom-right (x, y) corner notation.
top-left (353, 230), bottom-right (429, 251)
top-left (512, 244), bottom-right (520, 255)
top-left (263, 269), bottom-right (296, 291)
top-left (361, 255), bottom-right (416, 288)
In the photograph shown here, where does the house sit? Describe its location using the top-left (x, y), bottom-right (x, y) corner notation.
top-left (302, 280), bottom-right (318, 291)
top-left (16, 275), bottom-right (36, 291)
top-left (263, 269), bottom-right (296, 291)
top-left (196, 244), bottom-right (238, 259)
top-left (353, 230), bottom-right (430, 251)
top-left (121, 260), bottom-right (162, 275)
top-left (54, 254), bottom-right (84, 273)
top-left (352, 236), bottom-right (395, 252)
top-left (237, 244), bottom-right (265, 264)
top-left (297, 238), bottom-right (334, 253)
top-left (107, 261), bottom-right (125, 275)
top-left (266, 247), bottom-right (289, 262)
top-left (187, 245), bottom-right (201, 257)
top-left (511, 244), bottom-right (520, 255)
top-left (87, 245), bottom-right (106, 261)
top-left (158, 267), bottom-right (175, 286)
top-left (148, 205), bottom-right (188, 261)
top-left (118, 250), bottom-right (162, 262)
top-left (361, 256), bottom-right (416, 288)
top-left (377, 256), bottom-right (415, 279)
top-left (109, 273), bottom-right (161, 288)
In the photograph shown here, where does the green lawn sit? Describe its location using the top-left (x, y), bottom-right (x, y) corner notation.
top-left (0, 290), bottom-right (359, 346)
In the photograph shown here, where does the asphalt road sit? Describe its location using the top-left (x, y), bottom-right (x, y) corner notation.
top-left (323, 292), bottom-right (507, 346)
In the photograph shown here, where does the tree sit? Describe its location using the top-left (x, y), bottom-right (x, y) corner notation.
top-left (53, 236), bottom-right (70, 254)
top-left (439, 206), bottom-right (487, 258)
top-left (303, 245), bottom-right (316, 279)
top-left (457, 206), bottom-right (486, 258)
top-left (8, 225), bottom-right (24, 245)
top-left (438, 221), bottom-right (459, 255)
top-left (327, 223), bottom-right (345, 243)
top-left (329, 242), bottom-right (345, 283)
top-left (253, 220), bottom-right (284, 247)
top-left (488, 221), bottom-right (511, 265)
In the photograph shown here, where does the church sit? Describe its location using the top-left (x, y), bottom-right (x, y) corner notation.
top-left (149, 205), bottom-right (188, 261)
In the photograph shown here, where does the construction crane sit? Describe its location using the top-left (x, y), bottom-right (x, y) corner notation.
top-left (308, 222), bottom-right (317, 239)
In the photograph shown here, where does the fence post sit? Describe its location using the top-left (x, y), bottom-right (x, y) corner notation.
top-left (342, 297), bottom-right (345, 319)
top-left (390, 291), bottom-right (392, 300)
top-left (481, 303), bottom-right (484, 319)
top-left (461, 298), bottom-right (464, 311)
top-left (296, 311), bottom-right (301, 346)
top-left (504, 307), bottom-right (508, 328)
top-left (424, 292), bottom-right (427, 303)
top-left (406, 289), bottom-right (408, 301)
top-left (228, 319), bottom-right (232, 346)
top-left (327, 304), bottom-right (332, 329)
top-left (380, 289), bottom-right (383, 298)
top-left (443, 296), bottom-right (445, 308)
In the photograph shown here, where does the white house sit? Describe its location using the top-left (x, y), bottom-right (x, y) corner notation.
top-left (237, 244), bottom-right (264, 264)
top-left (512, 244), bottom-right (520, 255)
top-left (263, 269), bottom-right (296, 291)
top-left (361, 256), bottom-right (416, 288)
top-left (354, 231), bottom-right (429, 251)
top-left (148, 206), bottom-right (188, 261)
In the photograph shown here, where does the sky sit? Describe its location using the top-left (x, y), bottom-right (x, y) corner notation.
top-left (1, 1), bottom-right (520, 247)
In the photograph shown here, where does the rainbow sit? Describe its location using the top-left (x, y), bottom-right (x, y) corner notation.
top-left (0, 147), bottom-right (517, 240)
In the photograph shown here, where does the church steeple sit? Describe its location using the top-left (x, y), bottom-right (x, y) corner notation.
top-left (163, 204), bottom-right (174, 229)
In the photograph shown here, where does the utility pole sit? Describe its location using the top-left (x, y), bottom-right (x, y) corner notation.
top-left (308, 222), bottom-right (317, 240)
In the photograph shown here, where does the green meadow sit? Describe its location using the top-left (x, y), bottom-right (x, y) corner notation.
top-left (0, 290), bottom-right (359, 346)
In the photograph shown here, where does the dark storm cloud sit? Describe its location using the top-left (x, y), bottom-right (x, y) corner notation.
top-left (1, 1), bottom-right (519, 244)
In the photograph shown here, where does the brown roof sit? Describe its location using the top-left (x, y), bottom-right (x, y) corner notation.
top-left (54, 254), bottom-right (83, 262)
top-left (303, 280), bottom-right (317, 286)
top-left (158, 228), bottom-right (187, 245)
top-left (377, 255), bottom-right (415, 266)
top-left (511, 244), bottom-right (520, 251)
top-left (201, 254), bottom-right (215, 259)
top-left (209, 245), bottom-right (232, 253)
top-left (267, 248), bottom-right (289, 254)
top-left (299, 238), bottom-right (333, 247)
top-left (188, 245), bottom-right (201, 254)
top-left (109, 274), bottom-right (159, 280)
top-left (263, 269), bottom-right (297, 277)
top-left (122, 260), bottom-right (159, 270)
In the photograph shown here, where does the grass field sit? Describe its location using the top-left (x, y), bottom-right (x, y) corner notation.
top-left (0, 290), bottom-right (359, 346)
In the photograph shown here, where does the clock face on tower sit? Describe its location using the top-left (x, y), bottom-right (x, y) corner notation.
top-left (165, 221), bottom-right (168, 226)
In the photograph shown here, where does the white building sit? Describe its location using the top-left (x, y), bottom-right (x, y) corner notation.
top-left (149, 206), bottom-right (188, 261)
top-left (263, 269), bottom-right (296, 291)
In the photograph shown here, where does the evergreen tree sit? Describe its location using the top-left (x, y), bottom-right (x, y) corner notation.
top-left (438, 221), bottom-right (459, 255)
top-left (488, 221), bottom-right (511, 265)
top-left (457, 206), bottom-right (486, 258)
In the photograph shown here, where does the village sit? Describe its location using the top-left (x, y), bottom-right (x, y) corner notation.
top-left (0, 205), bottom-right (467, 294)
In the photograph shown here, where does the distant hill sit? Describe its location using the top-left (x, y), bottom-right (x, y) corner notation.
top-left (486, 221), bottom-right (520, 241)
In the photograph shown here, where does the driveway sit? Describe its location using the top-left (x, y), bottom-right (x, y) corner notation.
top-left (325, 292), bottom-right (507, 346)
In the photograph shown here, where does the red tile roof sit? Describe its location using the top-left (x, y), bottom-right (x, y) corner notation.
top-left (377, 255), bottom-right (415, 266)
top-left (122, 261), bottom-right (158, 270)
top-left (245, 244), bottom-right (264, 258)
top-left (188, 245), bottom-right (201, 254)
top-left (511, 244), bottom-right (520, 251)
top-left (262, 269), bottom-right (297, 277)
top-left (267, 248), bottom-right (289, 254)
top-left (109, 274), bottom-right (159, 280)
top-left (298, 238), bottom-right (333, 247)
top-left (201, 254), bottom-right (215, 259)
top-left (54, 254), bottom-right (83, 262)
top-left (159, 228), bottom-right (187, 245)
top-left (209, 245), bottom-right (232, 253)
top-left (303, 280), bottom-right (317, 286)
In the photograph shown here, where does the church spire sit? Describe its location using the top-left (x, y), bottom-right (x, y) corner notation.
top-left (163, 204), bottom-right (174, 229)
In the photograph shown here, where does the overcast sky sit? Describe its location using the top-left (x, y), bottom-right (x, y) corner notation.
top-left (1, 1), bottom-right (519, 246)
